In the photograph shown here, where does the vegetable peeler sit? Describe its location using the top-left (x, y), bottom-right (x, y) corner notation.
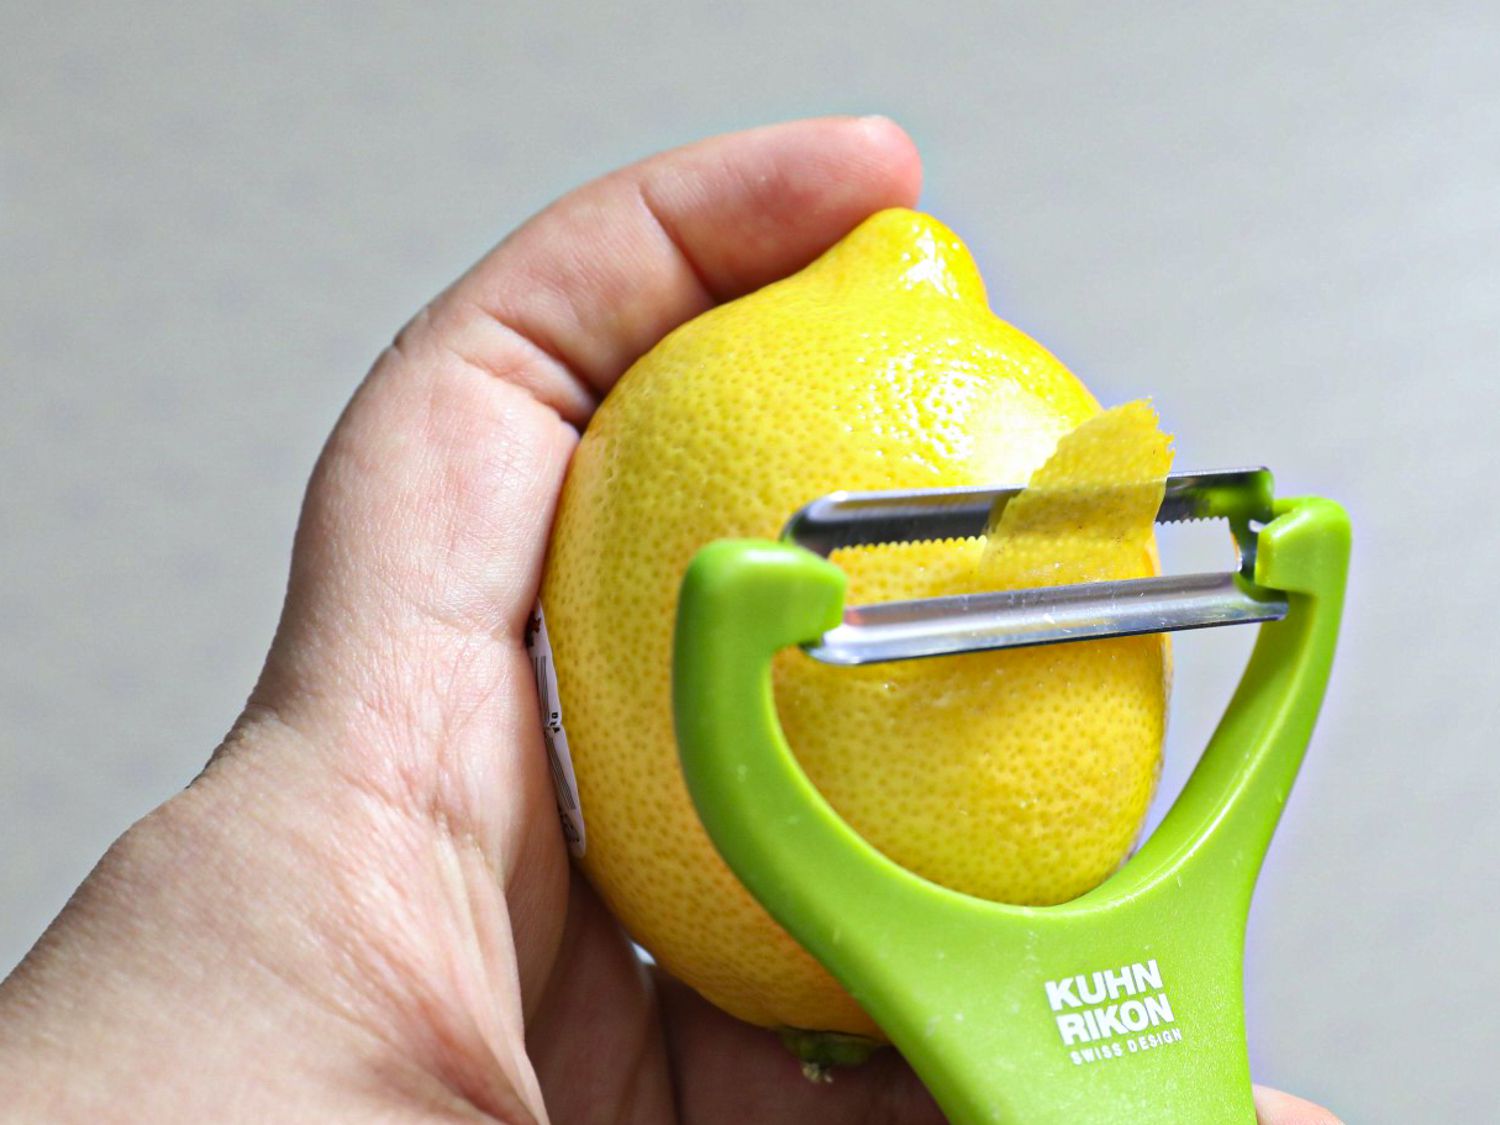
top-left (671, 469), bottom-right (1349, 1124)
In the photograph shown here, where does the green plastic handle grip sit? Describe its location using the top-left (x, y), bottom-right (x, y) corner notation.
top-left (672, 496), bottom-right (1349, 1124)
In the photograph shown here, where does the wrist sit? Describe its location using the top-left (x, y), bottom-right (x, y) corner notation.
top-left (0, 717), bottom-right (546, 1123)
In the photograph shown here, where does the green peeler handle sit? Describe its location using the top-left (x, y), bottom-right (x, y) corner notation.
top-left (673, 497), bottom-right (1349, 1124)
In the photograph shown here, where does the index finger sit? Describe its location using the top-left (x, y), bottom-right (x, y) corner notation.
top-left (395, 115), bottom-right (924, 424)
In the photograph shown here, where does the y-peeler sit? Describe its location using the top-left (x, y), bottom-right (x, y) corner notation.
top-left (671, 469), bottom-right (1349, 1123)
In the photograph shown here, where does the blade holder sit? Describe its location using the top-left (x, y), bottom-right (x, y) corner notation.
top-left (674, 491), bottom-right (1351, 1123)
top-left (782, 468), bottom-right (1288, 664)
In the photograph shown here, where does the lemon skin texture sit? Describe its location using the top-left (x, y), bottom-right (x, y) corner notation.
top-left (539, 209), bottom-right (1168, 1038)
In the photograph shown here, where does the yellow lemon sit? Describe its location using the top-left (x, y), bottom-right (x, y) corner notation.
top-left (540, 209), bottom-right (1170, 1039)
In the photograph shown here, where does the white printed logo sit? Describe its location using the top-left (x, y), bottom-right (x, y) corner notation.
top-left (1043, 959), bottom-right (1184, 1066)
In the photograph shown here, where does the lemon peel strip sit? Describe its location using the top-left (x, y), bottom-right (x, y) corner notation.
top-left (979, 400), bottom-right (1174, 588)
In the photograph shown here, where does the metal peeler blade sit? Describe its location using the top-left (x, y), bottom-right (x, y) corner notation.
top-left (782, 468), bottom-right (1288, 665)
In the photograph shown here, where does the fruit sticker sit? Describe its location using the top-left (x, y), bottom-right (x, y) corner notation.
top-left (525, 604), bottom-right (586, 857)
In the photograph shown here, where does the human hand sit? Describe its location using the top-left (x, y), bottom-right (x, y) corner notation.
top-left (0, 116), bottom-right (1338, 1125)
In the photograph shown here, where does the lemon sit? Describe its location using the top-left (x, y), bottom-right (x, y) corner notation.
top-left (540, 209), bottom-right (1170, 1039)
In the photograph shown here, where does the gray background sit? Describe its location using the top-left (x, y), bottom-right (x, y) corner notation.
top-left (3, 2), bottom-right (1495, 1119)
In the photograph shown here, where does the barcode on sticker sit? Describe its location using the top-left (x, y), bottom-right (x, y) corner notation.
top-left (525, 603), bottom-right (586, 856)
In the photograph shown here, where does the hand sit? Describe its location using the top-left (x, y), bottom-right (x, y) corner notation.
top-left (0, 117), bottom-right (1339, 1125)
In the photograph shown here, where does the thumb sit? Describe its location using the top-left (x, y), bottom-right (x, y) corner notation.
top-left (1254, 1085), bottom-right (1344, 1125)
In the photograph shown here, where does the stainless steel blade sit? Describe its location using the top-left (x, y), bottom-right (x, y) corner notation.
top-left (783, 468), bottom-right (1274, 557)
top-left (805, 572), bottom-right (1288, 665)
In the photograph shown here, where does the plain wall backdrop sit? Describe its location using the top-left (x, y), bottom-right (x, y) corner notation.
top-left (5, 3), bottom-right (1498, 1119)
